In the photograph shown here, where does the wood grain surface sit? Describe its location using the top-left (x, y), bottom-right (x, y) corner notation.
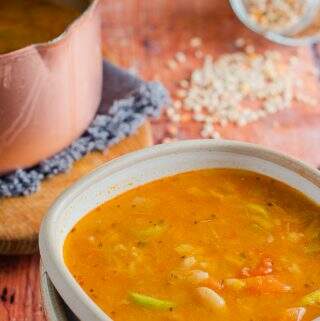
top-left (101, 0), bottom-right (320, 166)
top-left (1, 0), bottom-right (320, 320)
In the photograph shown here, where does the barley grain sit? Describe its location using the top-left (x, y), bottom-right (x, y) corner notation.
top-left (173, 100), bottom-right (182, 110)
top-left (179, 79), bottom-right (189, 89)
top-left (175, 51), bottom-right (187, 63)
top-left (167, 59), bottom-right (178, 70)
top-left (195, 50), bottom-right (204, 59)
top-left (190, 37), bottom-right (202, 48)
top-left (234, 37), bottom-right (246, 48)
top-left (163, 38), bottom-right (317, 142)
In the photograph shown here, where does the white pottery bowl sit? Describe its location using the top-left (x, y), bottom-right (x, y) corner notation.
top-left (39, 139), bottom-right (320, 321)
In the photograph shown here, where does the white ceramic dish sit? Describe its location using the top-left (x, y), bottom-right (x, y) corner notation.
top-left (39, 139), bottom-right (320, 321)
top-left (40, 263), bottom-right (79, 321)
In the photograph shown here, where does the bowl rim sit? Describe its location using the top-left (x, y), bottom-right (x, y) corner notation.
top-left (39, 139), bottom-right (320, 321)
top-left (0, 0), bottom-right (100, 60)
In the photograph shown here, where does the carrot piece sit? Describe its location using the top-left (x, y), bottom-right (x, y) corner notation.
top-left (245, 275), bottom-right (292, 294)
top-left (250, 257), bottom-right (273, 276)
top-left (240, 257), bottom-right (273, 277)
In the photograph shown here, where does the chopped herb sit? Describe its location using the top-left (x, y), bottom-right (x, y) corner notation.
top-left (128, 292), bottom-right (176, 310)
top-left (136, 223), bottom-right (166, 239)
top-left (301, 289), bottom-right (320, 306)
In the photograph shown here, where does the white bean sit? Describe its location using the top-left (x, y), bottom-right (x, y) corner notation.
top-left (181, 256), bottom-right (196, 269)
top-left (196, 287), bottom-right (226, 310)
top-left (188, 270), bottom-right (209, 283)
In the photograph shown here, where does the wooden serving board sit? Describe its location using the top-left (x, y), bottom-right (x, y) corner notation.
top-left (0, 122), bottom-right (153, 255)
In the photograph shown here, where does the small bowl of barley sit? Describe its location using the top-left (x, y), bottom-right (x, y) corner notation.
top-left (230, 0), bottom-right (320, 46)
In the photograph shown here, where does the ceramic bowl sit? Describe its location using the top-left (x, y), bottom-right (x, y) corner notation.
top-left (39, 140), bottom-right (320, 321)
top-left (40, 262), bottom-right (79, 321)
top-left (0, 0), bottom-right (102, 174)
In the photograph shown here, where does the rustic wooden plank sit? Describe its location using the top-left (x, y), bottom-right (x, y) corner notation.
top-left (101, 0), bottom-right (320, 166)
top-left (0, 256), bottom-right (43, 321)
top-left (1, 0), bottom-right (320, 320)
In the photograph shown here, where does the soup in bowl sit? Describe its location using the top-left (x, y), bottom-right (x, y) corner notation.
top-left (39, 140), bottom-right (320, 321)
top-left (0, 0), bottom-right (80, 54)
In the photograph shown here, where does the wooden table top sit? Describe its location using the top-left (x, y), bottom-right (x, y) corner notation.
top-left (1, 0), bottom-right (320, 320)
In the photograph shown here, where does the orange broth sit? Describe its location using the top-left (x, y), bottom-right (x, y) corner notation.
top-left (64, 169), bottom-right (320, 321)
top-left (0, 0), bottom-right (80, 54)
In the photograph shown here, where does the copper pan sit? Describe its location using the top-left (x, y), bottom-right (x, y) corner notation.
top-left (0, 0), bottom-right (102, 174)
